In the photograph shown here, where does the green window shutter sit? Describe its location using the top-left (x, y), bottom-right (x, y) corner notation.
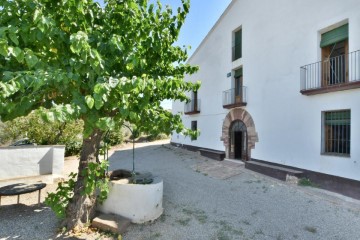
top-left (234, 68), bottom-right (243, 78)
top-left (320, 24), bottom-right (348, 48)
top-left (234, 29), bottom-right (242, 59)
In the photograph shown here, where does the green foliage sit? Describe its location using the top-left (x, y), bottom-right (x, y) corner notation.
top-left (0, 111), bottom-right (83, 156)
top-left (0, 0), bottom-right (199, 140)
top-left (106, 127), bottom-right (124, 146)
top-left (82, 161), bottom-right (109, 204)
top-left (45, 161), bottom-right (109, 219)
top-left (45, 172), bottom-right (77, 219)
top-left (147, 133), bottom-right (169, 142)
top-left (298, 178), bottom-right (318, 187)
top-left (65, 141), bottom-right (83, 157)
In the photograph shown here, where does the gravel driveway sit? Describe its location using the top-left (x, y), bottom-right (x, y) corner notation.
top-left (109, 141), bottom-right (360, 240)
top-left (0, 140), bottom-right (359, 240)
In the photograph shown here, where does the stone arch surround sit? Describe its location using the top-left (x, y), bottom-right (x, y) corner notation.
top-left (221, 108), bottom-right (259, 160)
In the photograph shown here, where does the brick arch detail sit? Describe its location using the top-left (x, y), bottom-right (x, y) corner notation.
top-left (221, 108), bottom-right (259, 160)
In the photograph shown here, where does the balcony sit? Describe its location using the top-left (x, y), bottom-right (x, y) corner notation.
top-left (222, 87), bottom-right (247, 109)
top-left (300, 50), bottom-right (360, 95)
top-left (184, 99), bottom-right (201, 115)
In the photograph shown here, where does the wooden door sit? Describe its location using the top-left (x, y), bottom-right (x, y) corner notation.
top-left (321, 40), bottom-right (349, 86)
top-left (235, 76), bottom-right (243, 103)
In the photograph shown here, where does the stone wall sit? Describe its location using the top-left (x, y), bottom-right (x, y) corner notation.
top-left (221, 108), bottom-right (258, 159)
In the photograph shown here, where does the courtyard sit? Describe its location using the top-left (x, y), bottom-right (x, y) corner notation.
top-left (111, 141), bottom-right (360, 240)
top-left (0, 140), bottom-right (359, 240)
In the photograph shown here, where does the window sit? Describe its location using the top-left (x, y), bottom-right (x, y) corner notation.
top-left (234, 68), bottom-right (243, 99)
top-left (191, 121), bottom-right (197, 141)
top-left (321, 24), bottom-right (349, 86)
top-left (192, 91), bottom-right (198, 111)
top-left (322, 110), bottom-right (350, 155)
top-left (232, 29), bottom-right (242, 61)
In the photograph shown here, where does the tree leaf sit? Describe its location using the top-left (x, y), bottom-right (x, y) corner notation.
top-left (13, 47), bottom-right (24, 62)
top-left (0, 39), bottom-right (8, 57)
top-left (33, 9), bottom-right (41, 23)
top-left (93, 94), bottom-right (104, 110)
top-left (8, 33), bottom-right (19, 46)
top-left (96, 117), bottom-right (113, 131)
top-left (25, 51), bottom-right (39, 68)
top-left (85, 95), bottom-right (94, 109)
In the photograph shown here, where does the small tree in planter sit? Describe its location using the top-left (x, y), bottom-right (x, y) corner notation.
top-left (0, 0), bottom-right (199, 230)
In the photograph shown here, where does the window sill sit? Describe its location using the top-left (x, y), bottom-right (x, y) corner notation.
top-left (184, 110), bottom-right (200, 115)
top-left (321, 153), bottom-right (350, 158)
top-left (232, 58), bottom-right (243, 70)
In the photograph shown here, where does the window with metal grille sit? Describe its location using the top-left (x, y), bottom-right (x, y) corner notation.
top-left (191, 121), bottom-right (197, 141)
top-left (323, 110), bottom-right (350, 155)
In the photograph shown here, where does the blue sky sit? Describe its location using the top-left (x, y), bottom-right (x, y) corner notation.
top-left (97, 0), bottom-right (232, 109)
top-left (154, 0), bottom-right (232, 57)
top-left (160, 0), bottom-right (232, 108)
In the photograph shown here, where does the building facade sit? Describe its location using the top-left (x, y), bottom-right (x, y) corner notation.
top-left (171, 0), bottom-right (360, 195)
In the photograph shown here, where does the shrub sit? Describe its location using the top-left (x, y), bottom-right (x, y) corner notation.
top-left (64, 141), bottom-right (83, 157)
top-left (147, 133), bottom-right (170, 142)
top-left (0, 111), bottom-right (84, 156)
top-left (106, 128), bottom-right (124, 146)
top-left (298, 178), bottom-right (318, 187)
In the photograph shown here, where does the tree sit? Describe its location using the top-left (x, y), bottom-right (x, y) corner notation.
top-left (0, 0), bottom-right (199, 229)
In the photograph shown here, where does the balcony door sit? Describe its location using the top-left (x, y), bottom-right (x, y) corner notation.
top-left (192, 91), bottom-right (198, 111)
top-left (235, 76), bottom-right (243, 104)
top-left (234, 68), bottom-right (243, 104)
top-left (321, 24), bottom-right (349, 87)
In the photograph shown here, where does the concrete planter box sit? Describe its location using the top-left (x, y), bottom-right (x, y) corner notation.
top-left (98, 176), bottom-right (163, 224)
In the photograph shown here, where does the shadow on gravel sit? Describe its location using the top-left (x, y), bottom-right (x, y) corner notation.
top-left (0, 203), bottom-right (60, 239)
top-left (0, 204), bottom-right (98, 240)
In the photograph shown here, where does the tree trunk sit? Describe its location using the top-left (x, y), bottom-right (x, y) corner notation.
top-left (63, 128), bottom-right (103, 230)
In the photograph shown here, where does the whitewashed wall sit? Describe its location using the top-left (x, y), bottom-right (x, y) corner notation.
top-left (172, 0), bottom-right (360, 180)
top-left (0, 145), bottom-right (65, 180)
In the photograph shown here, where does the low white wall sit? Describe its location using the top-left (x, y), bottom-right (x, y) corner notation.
top-left (0, 145), bottom-right (65, 180)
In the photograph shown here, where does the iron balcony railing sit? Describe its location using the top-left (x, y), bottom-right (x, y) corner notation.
top-left (232, 43), bottom-right (242, 61)
top-left (300, 50), bottom-right (360, 91)
top-left (184, 99), bottom-right (201, 114)
top-left (222, 87), bottom-right (247, 107)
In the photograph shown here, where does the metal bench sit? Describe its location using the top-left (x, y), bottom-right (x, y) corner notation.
top-left (0, 183), bottom-right (46, 205)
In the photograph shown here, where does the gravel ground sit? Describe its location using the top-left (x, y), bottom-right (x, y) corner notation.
top-left (0, 140), bottom-right (359, 240)
top-left (109, 141), bottom-right (360, 240)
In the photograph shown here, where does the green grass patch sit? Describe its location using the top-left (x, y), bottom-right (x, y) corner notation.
top-left (175, 217), bottom-right (191, 226)
top-left (182, 208), bottom-right (208, 224)
top-left (213, 220), bottom-right (244, 239)
top-left (150, 232), bottom-right (162, 238)
top-left (298, 178), bottom-right (318, 187)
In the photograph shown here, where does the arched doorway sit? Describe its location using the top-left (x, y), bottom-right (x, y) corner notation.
top-left (221, 108), bottom-right (258, 160)
top-left (229, 120), bottom-right (247, 160)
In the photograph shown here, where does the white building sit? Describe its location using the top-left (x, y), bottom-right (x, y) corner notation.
top-left (171, 0), bottom-right (360, 198)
